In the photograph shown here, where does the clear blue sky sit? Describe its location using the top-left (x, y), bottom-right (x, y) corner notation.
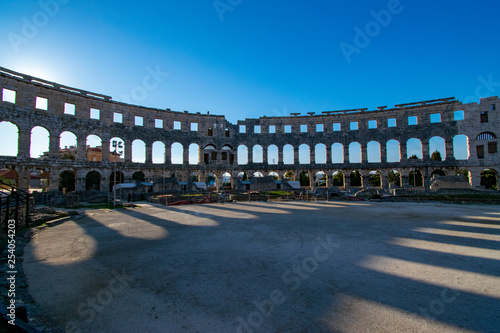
top-left (1, 0), bottom-right (499, 125)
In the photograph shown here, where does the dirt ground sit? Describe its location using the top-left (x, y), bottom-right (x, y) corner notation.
top-left (21, 201), bottom-right (500, 332)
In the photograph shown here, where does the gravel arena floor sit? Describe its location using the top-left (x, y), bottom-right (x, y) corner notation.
top-left (22, 201), bottom-right (500, 333)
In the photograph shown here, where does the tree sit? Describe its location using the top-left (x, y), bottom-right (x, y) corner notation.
top-left (431, 150), bottom-right (442, 161)
top-left (481, 170), bottom-right (498, 190)
top-left (456, 169), bottom-right (470, 183)
top-left (284, 172), bottom-right (293, 181)
top-left (369, 173), bottom-right (381, 187)
top-left (332, 172), bottom-right (344, 186)
top-left (408, 154), bottom-right (419, 160)
top-left (61, 153), bottom-right (75, 160)
top-left (242, 172), bottom-right (248, 181)
top-left (388, 170), bottom-right (401, 187)
top-left (299, 172), bottom-right (310, 187)
top-left (350, 171), bottom-right (362, 187)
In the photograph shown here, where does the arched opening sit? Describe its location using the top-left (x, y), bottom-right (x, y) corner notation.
top-left (109, 171), bottom-right (124, 192)
top-left (367, 141), bottom-right (381, 163)
top-left (132, 139), bottom-right (146, 163)
top-left (299, 171), bottom-right (310, 187)
top-left (283, 144), bottom-right (294, 165)
top-left (453, 135), bottom-right (469, 160)
top-left (253, 145), bottom-right (263, 163)
top-left (315, 144), bottom-right (327, 164)
top-left (481, 169), bottom-right (498, 190)
top-left (0, 169), bottom-right (18, 186)
top-left (29, 170), bottom-right (49, 192)
top-left (299, 144), bottom-right (310, 164)
top-left (152, 141), bottom-right (166, 164)
top-left (171, 142), bottom-right (183, 164)
top-left (431, 169), bottom-right (446, 179)
top-left (332, 171), bottom-right (344, 186)
top-left (221, 145), bottom-right (234, 164)
top-left (368, 171), bottom-right (381, 188)
top-left (0, 122), bottom-right (18, 156)
top-left (189, 173), bottom-right (199, 182)
top-left (388, 170), bottom-right (402, 187)
top-left (59, 170), bottom-right (75, 193)
top-left (429, 136), bottom-right (446, 160)
top-left (253, 172), bottom-right (264, 178)
top-left (268, 145), bottom-right (279, 165)
top-left (59, 131), bottom-right (77, 160)
top-left (331, 143), bottom-right (344, 164)
top-left (86, 135), bottom-right (102, 161)
top-left (110, 137), bottom-right (125, 162)
top-left (409, 170), bottom-right (424, 187)
top-left (350, 170), bottom-right (362, 187)
top-left (386, 140), bottom-right (401, 162)
top-left (222, 172), bottom-right (232, 188)
top-left (30, 126), bottom-right (50, 158)
top-left (237, 145), bottom-right (248, 165)
top-left (204, 145), bottom-right (216, 164)
top-left (456, 169), bottom-right (471, 184)
top-left (189, 143), bottom-right (200, 165)
top-left (85, 171), bottom-right (101, 191)
top-left (132, 171), bottom-right (145, 182)
top-left (238, 172), bottom-right (248, 181)
top-left (407, 138), bottom-right (423, 159)
top-left (206, 173), bottom-right (217, 189)
top-left (268, 172), bottom-right (279, 180)
top-left (283, 171), bottom-right (294, 181)
top-left (315, 171), bottom-right (327, 187)
top-left (349, 142), bottom-right (361, 163)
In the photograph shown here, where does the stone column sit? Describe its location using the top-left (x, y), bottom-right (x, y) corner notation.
top-left (76, 136), bottom-right (86, 162)
top-left (381, 173), bottom-right (389, 190)
top-left (400, 142), bottom-right (407, 161)
top-left (326, 146), bottom-right (332, 164)
top-left (362, 175), bottom-right (369, 188)
top-left (343, 145), bottom-right (349, 164)
top-left (17, 167), bottom-right (30, 191)
top-left (165, 145), bottom-right (172, 165)
top-left (49, 134), bottom-right (60, 158)
top-left (146, 143), bottom-right (153, 164)
top-left (263, 147), bottom-right (268, 165)
top-left (124, 141), bottom-right (132, 162)
top-left (445, 140), bottom-right (455, 161)
top-left (422, 141), bottom-right (430, 161)
top-left (17, 128), bottom-right (31, 158)
top-left (294, 147), bottom-right (299, 165)
top-left (278, 146), bottom-right (283, 166)
top-left (361, 144), bottom-right (368, 164)
top-left (101, 140), bottom-right (110, 162)
top-left (309, 147), bottom-right (315, 165)
top-left (248, 148), bottom-right (253, 165)
top-left (380, 144), bottom-right (387, 163)
top-left (183, 147), bottom-right (190, 165)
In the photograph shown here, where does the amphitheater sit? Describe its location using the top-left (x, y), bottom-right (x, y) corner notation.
top-left (0, 66), bottom-right (498, 193)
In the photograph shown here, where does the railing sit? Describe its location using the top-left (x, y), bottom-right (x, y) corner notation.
top-left (0, 180), bottom-right (30, 232)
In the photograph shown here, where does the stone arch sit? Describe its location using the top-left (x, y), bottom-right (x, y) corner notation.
top-left (388, 170), bottom-right (402, 187)
top-left (332, 171), bottom-right (344, 186)
top-left (237, 145), bottom-right (248, 165)
top-left (171, 142), bottom-right (183, 164)
top-left (453, 134), bottom-right (469, 160)
top-left (85, 171), bottom-right (101, 191)
top-left (386, 139), bottom-right (401, 162)
top-left (109, 171), bottom-right (125, 192)
top-left (368, 170), bottom-right (382, 188)
top-left (59, 170), bottom-right (76, 193)
top-left (407, 138), bottom-right (423, 159)
top-left (481, 169), bottom-right (498, 190)
top-left (189, 143), bottom-right (200, 165)
top-left (299, 144), bottom-right (310, 164)
top-left (268, 171), bottom-right (279, 180)
top-left (253, 172), bottom-right (264, 178)
top-left (315, 144), bottom-right (327, 164)
top-left (29, 169), bottom-right (49, 192)
top-left (315, 171), bottom-right (327, 187)
top-left (59, 131), bottom-right (77, 150)
top-left (253, 145), bottom-right (264, 163)
top-left (268, 145), bottom-right (279, 165)
top-left (205, 172), bottom-right (217, 189)
top-left (189, 172), bottom-right (199, 182)
top-left (283, 144), bottom-right (294, 165)
top-left (350, 170), bottom-right (362, 187)
top-left (132, 139), bottom-right (146, 163)
top-left (0, 121), bottom-right (19, 156)
top-left (299, 171), bottom-right (310, 187)
top-left (152, 141), bottom-right (166, 164)
top-left (222, 172), bottom-right (232, 188)
top-left (429, 136), bottom-right (446, 160)
top-left (332, 143), bottom-right (344, 164)
top-left (367, 141), bottom-right (381, 163)
top-left (283, 171), bottom-right (294, 181)
top-left (86, 135), bottom-right (102, 161)
top-left (431, 169), bottom-right (446, 179)
top-left (476, 132), bottom-right (497, 140)
top-left (132, 171), bottom-right (146, 182)
top-left (349, 142), bottom-right (361, 163)
top-left (110, 137), bottom-right (125, 162)
top-left (30, 126), bottom-right (50, 158)
top-left (409, 170), bottom-right (424, 187)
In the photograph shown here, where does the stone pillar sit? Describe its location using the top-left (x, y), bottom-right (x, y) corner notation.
top-left (17, 128), bottom-right (31, 158)
top-left (183, 147), bottom-right (190, 165)
top-left (124, 141), bottom-right (132, 162)
top-left (146, 144), bottom-right (153, 164)
top-left (278, 146), bottom-right (283, 166)
top-left (445, 140), bottom-right (455, 161)
top-left (309, 147), bottom-right (315, 165)
top-left (101, 140), bottom-right (110, 162)
top-left (422, 141), bottom-right (430, 161)
top-left (294, 147), bottom-right (299, 165)
top-left (263, 147), bottom-right (268, 165)
top-left (326, 146), bottom-right (332, 164)
top-left (381, 173), bottom-right (389, 190)
top-left (76, 137), bottom-right (86, 161)
top-left (17, 167), bottom-right (30, 191)
top-left (471, 171), bottom-right (481, 188)
top-left (76, 170), bottom-right (86, 191)
top-left (400, 142), bottom-right (407, 161)
top-left (344, 174), bottom-right (351, 189)
top-left (362, 175), bottom-right (369, 188)
top-left (343, 145), bottom-right (349, 164)
top-left (49, 134), bottom-right (60, 158)
top-left (248, 148), bottom-right (253, 165)
top-left (165, 145), bottom-right (172, 165)
top-left (361, 144), bottom-right (368, 164)
top-left (380, 144), bottom-right (387, 163)
top-left (401, 175), bottom-right (410, 187)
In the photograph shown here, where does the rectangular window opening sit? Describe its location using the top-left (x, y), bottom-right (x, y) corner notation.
top-left (368, 120), bottom-right (377, 129)
top-left (284, 125), bottom-right (292, 133)
top-left (480, 112), bottom-right (488, 123)
top-left (155, 119), bottom-right (163, 128)
top-left (316, 124), bottom-right (323, 132)
top-left (90, 108), bottom-right (100, 120)
top-left (490, 104), bottom-right (496, 111)
top-left (191, 123), bottom-right (198, 131)
top-left (64, 103), bottom-right (75, 115)
top-left (134, 116), bottom-right (143, 126)
top-left (350, 122), bottom-right (358, 130)
top-left (225, 129), bottom-right (230, 137)
top-left (333, 123), bottom-right (341, 131)
top-left (174, 121), bottom-right (181, 130)
top-left (388, 118), bottom-right (396, 127)
top-left (113, 112), bottom-right (123, 123)
top-left (269, 125), bottom-right (276, 134)
top-left (454, 110), bottom-right (464, 121)
top-left (239, 125), bottom-right (246, 133)
top-left (36, 96), bottom-right (48, 110)
top-left (2, 88), bottom-right (16, 103)
top-left (408, 116), bottom-right (418, 126)
top-left (300, 124), bottom-right (307, 133)
top-left (477, 145), bottom-right (485, 159)
top-left (207, 128), bottom-right (213, 136)
top-left (254, 125), bottom-right (261, 134)
top-left (430, 113), bottom-right (441, 123)
top-left (488, 142), bottom-right (498, 154)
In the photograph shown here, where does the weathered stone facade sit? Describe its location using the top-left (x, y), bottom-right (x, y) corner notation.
top-left (0, 66), bottom-right (499, 192)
